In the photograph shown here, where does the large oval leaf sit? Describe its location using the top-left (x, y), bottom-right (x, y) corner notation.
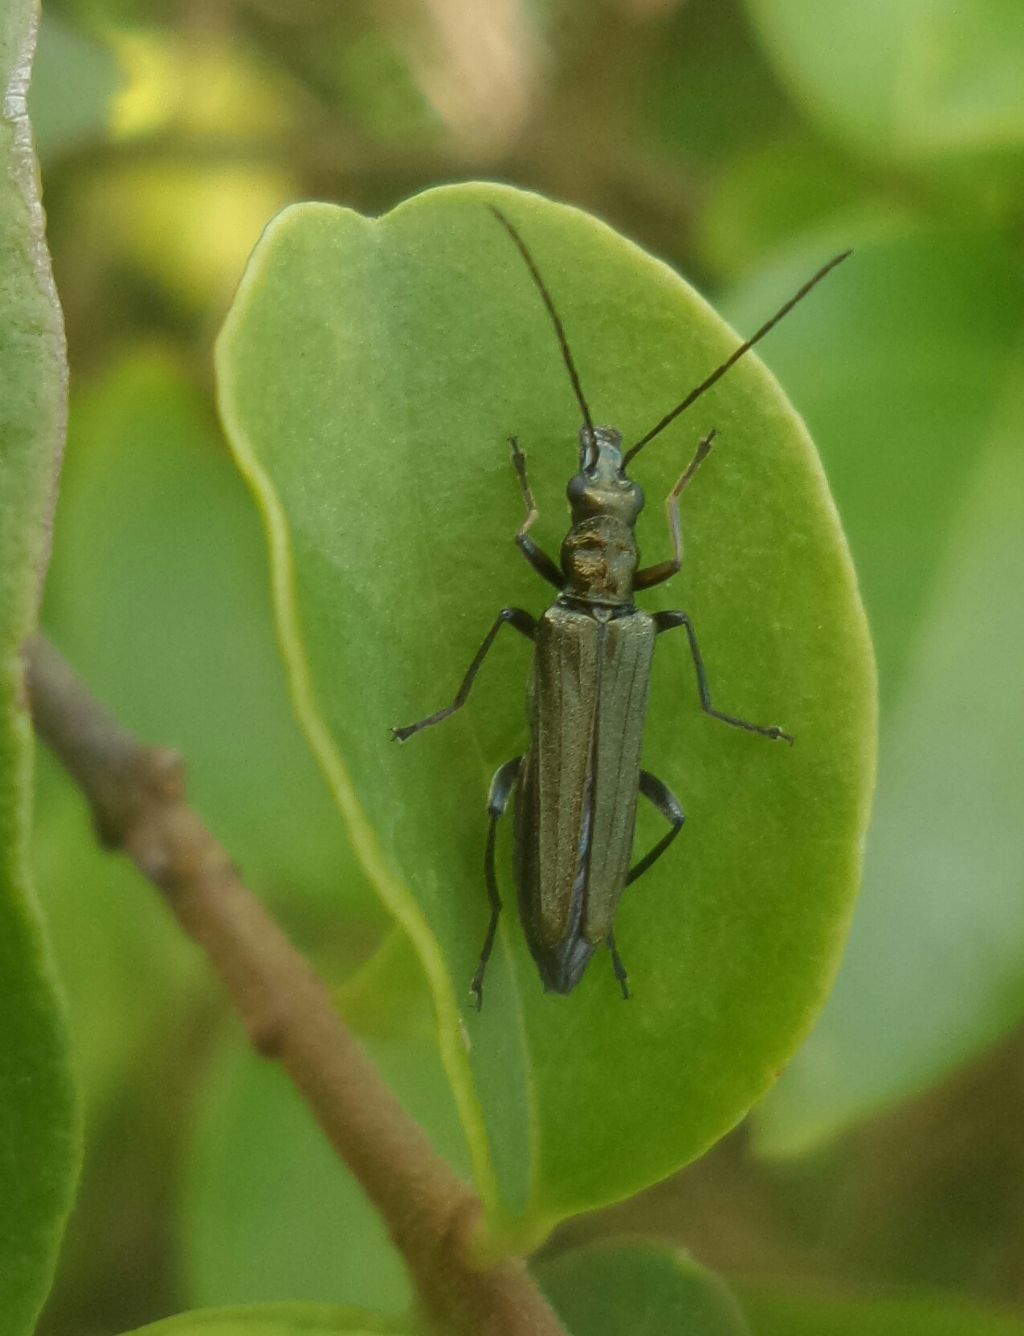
top-left (216, 183), bottom-right (875, 1241)
top-left (0, 1), bottom-right (79, 1329)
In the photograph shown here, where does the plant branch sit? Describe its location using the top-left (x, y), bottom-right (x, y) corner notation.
top-left (25, 633), bottom-right (565, 1336)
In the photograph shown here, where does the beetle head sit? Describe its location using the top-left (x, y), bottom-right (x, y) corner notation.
top-left (567, 425), bottom-right (645, 526)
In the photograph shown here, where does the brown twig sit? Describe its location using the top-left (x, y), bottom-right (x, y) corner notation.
top-left (25, 633), bottom-right (566, 1336)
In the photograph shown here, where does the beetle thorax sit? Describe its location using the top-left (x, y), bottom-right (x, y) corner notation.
top-left (561, 516), bottom-right (639, 604)
top-left (560, 425), bottom-right (644, 604)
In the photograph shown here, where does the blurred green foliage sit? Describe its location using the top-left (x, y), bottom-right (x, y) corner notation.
top-left (7, 0), bottom-right (1023, 1332)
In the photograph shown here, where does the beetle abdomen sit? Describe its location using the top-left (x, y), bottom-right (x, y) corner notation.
top-left (514, 603), bottom-right (655, 991)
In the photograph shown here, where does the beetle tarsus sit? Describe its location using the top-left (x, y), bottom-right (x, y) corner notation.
top-left (510, 437), bottom-right (563, 589)
top-left (609, 932), bottom-right (631, 1000)
top-left (768, 725), bottom-right (795, 746)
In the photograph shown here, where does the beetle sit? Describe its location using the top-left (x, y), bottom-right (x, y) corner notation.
top-left (392, 206), bottom-right (849, 1006)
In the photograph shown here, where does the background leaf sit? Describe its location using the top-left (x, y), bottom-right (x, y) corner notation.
top-left (216, 182), bottom-right (875, 1243)
top-left (723, 233), bottom-right (1024, 1153)
top-left (41, 352), bottom-right (370, 921)
top-left (27, 12), bottom-right (121, 160)
top-left (742, 1284), bottom-right (1024, 1336)
top-left (34, 350), bottom-right (385, 1328)
top-left (537, 1240), bottom-right (751, 1336)
top-left (124, 1304), bottom-right (412, 1335)
top-left (179, 934), bottom-right (470, 1311)
top-left (744, 0), bottom-right (1024, 165)
top-left (0, 1), bottom-right (79, 1330)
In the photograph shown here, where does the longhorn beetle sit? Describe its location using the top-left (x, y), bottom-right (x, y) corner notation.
top-left (392, 206), bottom-right (849, 1007)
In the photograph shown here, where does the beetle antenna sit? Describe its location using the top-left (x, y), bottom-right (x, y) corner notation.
top-left (490, 206), bottom-right (596, 442)
top-left (623, 249), bottom-right (851, 466)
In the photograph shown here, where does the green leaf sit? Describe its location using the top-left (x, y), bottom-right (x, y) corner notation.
top-left (122, 1302), bottom-right (412, 1335)
top-left (183, 955), bottom-right (470, 1309)
top-left (537, 1241), bottom-right (751, 1336)
top-left (721, 232), bottom-right (1024, 1152)
top-left (741, 1284), bottom-right (1024, 1336)
top-left (42, 352), bottom-right (373, 922)
top-left (0, 1), bottom-right (79, 1329)
top-left (641, 0), bottom-right (793, 168)
top-left (745, 0), bottom-right (1024, 165)
top-left (32, 745), bottom-right (201, 1117)
top-left (36, 352), bottom-right (385, 1318)
top-left (697, 139), bottom-right (879, 282)
top-left (27, 12), bottom-right (121, 159)
top-left (183, 1037), bottom-right (425, 1309)
top-left (216, 183), bottom-right (875, 1241)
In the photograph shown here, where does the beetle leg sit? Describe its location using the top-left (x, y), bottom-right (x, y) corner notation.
top-left (626, 769), bottom-right (686, 887)
top-left (634, 429), bottom-right (717, 590)
top-left (654, 610), bottom-right (794, 743)
top-left (607, 931), bottom-right (631, 1001)
top-left (509, 436), bottom-right (563, 589)
top-left (390, 608), bottom-right (535, 741)
top-left (471, 756), bottom-right (522, 1010)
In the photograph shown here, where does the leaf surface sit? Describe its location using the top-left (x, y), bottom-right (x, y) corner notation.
top-left (0, 1), bottom-right (79, 1328)
top-left (217, 183), bottom-right (875, 1240)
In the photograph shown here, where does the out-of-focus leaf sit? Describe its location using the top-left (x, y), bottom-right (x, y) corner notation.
top-left (184, 1041), bottom-right (404, 1310)
top-left (759, 370), bottom-right (1024, 1153)
top-left (0, 2), bottom-right (79, 1329)
top-left (642, 0), bottom-right (793, 166)
top-left (742, 1283), bottom-right (1024, 1336)
top-left (28, 12), bottom-right (120, 158)
top-left (723, 228), bottom-right (1024, 703)
top-left (217, 183), bottom-right (875, 1244)
top-left (183, 949), bottom-right (467, 1311)
top-left (42, 352), bottom-right (371, 922)
top-left (697, 139), bottom-right (878, 281)
top-left (109, 31), bottom-right (291, 141)
top-left (745, 0), bottom-right (1024, 166)
top-left (538, 1240), bottom-right (751, 1335)
top-left (35, 355), bottom-right (380, 1323)
top-left (31, 745), bottom-right (200, 1116)
top-left (724, 230), bottom-right (1024, 1151)
top-left (77, 162), bottom-right (295, 314)
top-left (124, 1303), bottom-right (412, 1335)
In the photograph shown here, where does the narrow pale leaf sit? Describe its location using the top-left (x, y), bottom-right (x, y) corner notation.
top-left (0, 1), bottom-right (79, 1328)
